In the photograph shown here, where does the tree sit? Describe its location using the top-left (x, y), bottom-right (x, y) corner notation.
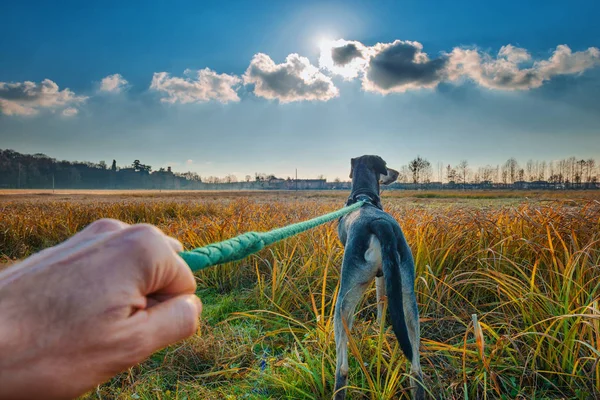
top-left (538, 161), bottom-right (547, 181)
top-left (398, 166), bottom-right (410, 183)
top-left (98, 160), bottom-right (107, 170)
top-left (585, 159), bottom-right (596, 182)
top-left (479, 165), bottom-right (495, 182)
top-left (446, 164), bottom-right (457, 183)
top-left (504, 158), bottom-right (519, 184)
top-left (111, 160), bottom-right (117, 172)
top-left (526, 159), bottom-right (535, 182)
top-left (245, 175), bottom-right (252, 182)
top-left (132, 160), bottom-right (151, 173)
top-left (224, 174), bottom-right (238, 183)
top-left (457, 160), bottom-right (469, 185)
top-left (408, 156), bottom-right (431, 184)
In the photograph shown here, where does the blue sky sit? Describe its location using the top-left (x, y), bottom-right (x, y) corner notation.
top-left (1, 0), bottom-right (599, 180)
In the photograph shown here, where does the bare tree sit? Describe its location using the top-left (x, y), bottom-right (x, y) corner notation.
top-left (408, 156), bottom-right (431, 184)
top-left (480, 165), bottom-right (495, 182)
top-left (504, 158), bottom-right (519, 184)
top-left (398, 166), bottom-right (410, 183)
top-left (224, 174), bottom-right (238, 183)
top-left (586, 159), bottom-right (596, 182)
top-left (457, 160), bottom-right (469, 185)
top-left (538, 161), bottom-right (547, 181)
top-left (446, 164), bottom-right (457, 183)
top-left (526, 159), bottom-right (535, 182)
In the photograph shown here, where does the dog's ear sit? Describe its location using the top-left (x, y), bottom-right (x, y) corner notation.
top-left (349, 158), bottom-right (356, 179)
top-left (370, 156), bottom-right (388, 177)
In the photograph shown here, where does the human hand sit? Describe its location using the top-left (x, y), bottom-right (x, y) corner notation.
top-left (0, 219), bottom-right (201, 400)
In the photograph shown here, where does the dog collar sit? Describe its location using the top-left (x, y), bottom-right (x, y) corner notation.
top-left (346, 193), bottom-right (382, 209)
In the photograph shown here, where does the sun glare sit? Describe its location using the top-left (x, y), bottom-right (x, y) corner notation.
top-left (317, 37), bottom-right (334, 52)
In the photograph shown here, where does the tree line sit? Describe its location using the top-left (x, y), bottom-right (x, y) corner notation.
top-left (401, 156), bottom-right (598, 186)
top-left (0, 149), bottom-right (598, 190)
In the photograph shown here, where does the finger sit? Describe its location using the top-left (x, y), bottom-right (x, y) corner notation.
top-left (68, 219), bottom-right (131, 246)
top-left (135, 294), bottom-right (202, 351)
top-left (117, 224), bottom-right (195, 296)
top-left (39, 219), bottom-right (129, 257)
top-left (165, 236), bottom-right (184, 253)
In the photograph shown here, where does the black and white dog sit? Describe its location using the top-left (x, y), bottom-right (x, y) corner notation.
top-left (334, 155), bottom-right (424, 399)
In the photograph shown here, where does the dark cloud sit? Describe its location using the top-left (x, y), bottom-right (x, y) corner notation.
top-left (364, 40), bottom-right (448, 93)
top-left (331, 43), bottom-right (363, 66)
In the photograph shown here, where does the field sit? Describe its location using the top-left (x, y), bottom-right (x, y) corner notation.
top-left (1, 190), bottom-right (600, 399)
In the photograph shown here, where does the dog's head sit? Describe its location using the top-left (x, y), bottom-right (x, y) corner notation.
top-left (349, 155), bottom-right (399, 185)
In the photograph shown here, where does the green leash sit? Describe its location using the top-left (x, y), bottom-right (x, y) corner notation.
top-left (179, 200), bottom-right (366, 272)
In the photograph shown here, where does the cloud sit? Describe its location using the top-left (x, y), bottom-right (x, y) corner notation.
top-left (150, 68), bottom-right (241, 104)
top-left (319, 39), bottom-right (600, 93)
top-left (363, 40), bottom-right (449, 93)
top-left (243, 53), bottom-right (339, 103)
top-left (332, 42), bottom-right (363, 66)
top-left (446, 44), bottom-right (600, 90)
top-left (319, 39), bottom-right (368, 80)
top-left (99, 73), bottom-right (128, 93)
top-left (0, 79), bottom-right (87, 116)
top-left (536, 45), bottom-right (600, 78)
top-left (498, 45), bottom-right (531, 64)
top-left (61, 107), bottom-right (78, 117)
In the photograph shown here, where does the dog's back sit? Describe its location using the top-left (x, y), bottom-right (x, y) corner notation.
top-left (339, 206), bottom-right (415, 361)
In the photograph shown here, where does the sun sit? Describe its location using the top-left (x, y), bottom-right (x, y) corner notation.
top-left (317, 36), bottom-right (334, 52)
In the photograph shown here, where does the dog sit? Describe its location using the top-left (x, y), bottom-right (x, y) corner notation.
top-left (334, 155), bottom-right (424, 399)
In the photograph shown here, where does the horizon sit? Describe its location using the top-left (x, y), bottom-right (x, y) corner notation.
top-left (1, 0), bottom-right (599, 180)
top-left (2, 147), bottom-right (596, 185)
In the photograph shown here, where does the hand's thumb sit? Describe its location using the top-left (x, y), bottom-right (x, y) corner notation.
top-left (141, 294), bottom-right (202, 351)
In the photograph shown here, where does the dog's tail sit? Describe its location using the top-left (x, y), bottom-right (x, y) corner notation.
top-left (369, 219), bottom-right (413, 362)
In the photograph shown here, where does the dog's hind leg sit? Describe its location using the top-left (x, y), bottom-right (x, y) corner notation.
top-left (403, 284), bottom-right (424, 399)
top-left (398, 238), bottom-right (425, 399)
top-left (333, 260), bottom-right (372, 400)
top-left (375, 275), bottom-right (386, 325)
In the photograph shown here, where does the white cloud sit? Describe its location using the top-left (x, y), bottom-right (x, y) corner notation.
top-left (0, 79), bottom-right (87, 116)
top-left (446, 44), bottom-right (600, 90)
top-left (150, 68), bottom-right (241, 104)
top-left (498, 45), bottom-right (531, 64)
top-left (243, 53), bottom-right (339, 103)
top-left (536, 45), bottom-right (600, 78)
top-left (99, 73), bottom-right (128, 93)
top-left (61, 107), bottom-right (78, 117)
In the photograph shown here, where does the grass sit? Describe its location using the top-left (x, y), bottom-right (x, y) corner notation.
top-left (1, 190), bottom-right (599, 399)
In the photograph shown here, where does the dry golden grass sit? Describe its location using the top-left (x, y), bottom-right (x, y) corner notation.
top-left (1, 190), bottom-right (599, 399)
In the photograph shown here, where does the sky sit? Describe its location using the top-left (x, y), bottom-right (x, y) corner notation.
top-left (1, 0), bottom-right (599, 181)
